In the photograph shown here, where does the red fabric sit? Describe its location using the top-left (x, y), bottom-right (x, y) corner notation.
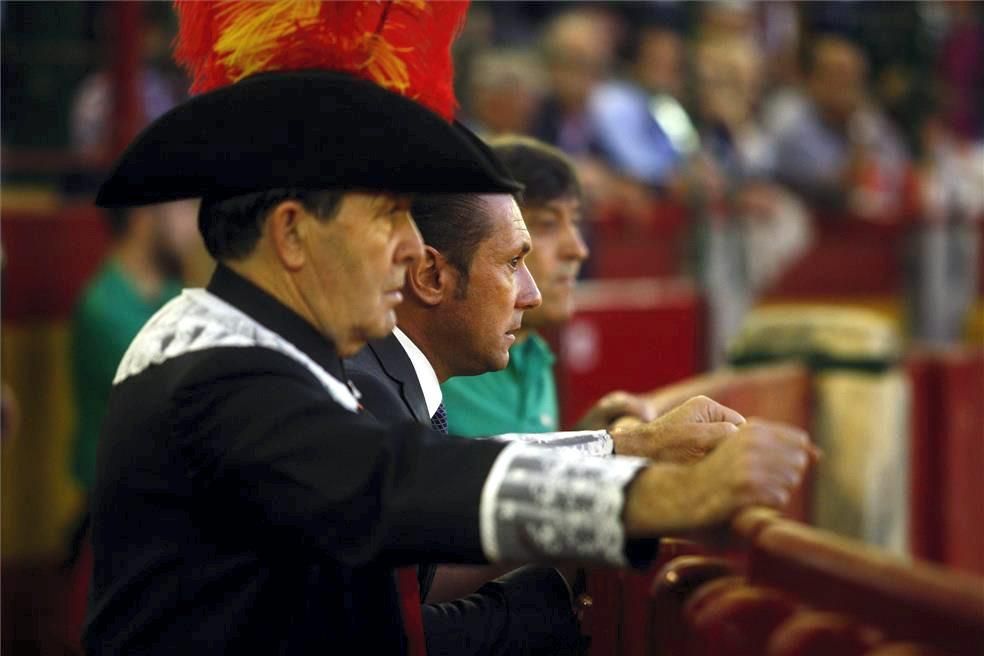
top-left (1, 206), bottom-right (111, 322)
top-left (396, 566), bottom-right (427, 656)
top-left (65, 539), bottom-right (93, 648)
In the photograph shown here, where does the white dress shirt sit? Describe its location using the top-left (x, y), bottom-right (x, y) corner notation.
top-left (392, 326), bottom-right (442, 418)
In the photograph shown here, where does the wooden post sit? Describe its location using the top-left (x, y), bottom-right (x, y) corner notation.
top-left (111, 1), bottom-right (143, 157)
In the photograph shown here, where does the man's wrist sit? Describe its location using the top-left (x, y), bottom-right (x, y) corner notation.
top-left (622, 463), bottom-right (690, 538)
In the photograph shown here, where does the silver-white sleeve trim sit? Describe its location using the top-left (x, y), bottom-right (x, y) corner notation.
top-left (489, 430), bottom-right (613, 457)
top-left (479, 443), bottom-right (647, 566)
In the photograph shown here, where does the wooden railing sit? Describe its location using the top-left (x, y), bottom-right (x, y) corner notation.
top-left (648, 510), bottom-right (984, 655)
top-left (583, 357), bottom-right (984, 656)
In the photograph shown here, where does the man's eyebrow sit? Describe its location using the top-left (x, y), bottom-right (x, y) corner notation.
top-left (526, 206), bottom-right (562, 219)
top-left (375, 194), bottom-right (407, 213)
top-left (519, 239), bottom-right (532, 255)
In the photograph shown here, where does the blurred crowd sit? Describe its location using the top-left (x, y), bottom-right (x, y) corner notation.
top-left (449, 0), bottom-right (983, 355)
top-left (455, 1), bottom-right (983, 224)
top-left (39, 1), bottom-right (983, 359)
top-left (6, 1), bottom-right (984, 399)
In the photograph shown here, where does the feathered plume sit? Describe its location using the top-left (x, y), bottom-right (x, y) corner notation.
top-left (173, 0), bottom-right (469, 121)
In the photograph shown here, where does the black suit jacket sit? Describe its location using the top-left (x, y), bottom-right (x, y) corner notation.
top-left (347, 333), bottom-right (580, 656)
top-left (85, 266), bottom-right (508, 655)
top-left (349, 331), bottom-right (430, 424)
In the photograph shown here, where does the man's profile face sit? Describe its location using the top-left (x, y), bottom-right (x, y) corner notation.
top-left (299, 193), bottom-right (421, 356)
top-left (519, 195), bottom-right (588, 330)
top-left (443, 195), bottom-right (541, 375)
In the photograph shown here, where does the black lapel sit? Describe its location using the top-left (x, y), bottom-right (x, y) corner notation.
top-left (368, 333), bottom-right (429, 424)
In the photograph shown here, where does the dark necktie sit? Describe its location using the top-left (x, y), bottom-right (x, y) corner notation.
top-left (430, 403), bottom-right (448, 434)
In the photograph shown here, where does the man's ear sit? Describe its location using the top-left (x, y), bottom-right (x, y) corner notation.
top-left (266, 200), bottom-right (308, 271)
top-left (405, 245), bottom-right (458, 306)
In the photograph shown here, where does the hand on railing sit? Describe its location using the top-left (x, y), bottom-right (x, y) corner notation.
top-left (610, 395), bottom-right (745, 464)
top-left (622, 419), bottom-right (818, 542)
top-left (573, 390), bottom-right (656, 431)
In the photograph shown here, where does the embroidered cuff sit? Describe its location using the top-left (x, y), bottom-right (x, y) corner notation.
top-left (490, 430), bottom-right (613, 457)
top-left (479, 443), bottom-right (647, 566)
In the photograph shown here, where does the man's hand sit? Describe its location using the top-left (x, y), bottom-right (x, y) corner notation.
top-left (610, 396), bottom-right (745, 463)
top-left (623, 419), bottom-right (818, 538)
top-left (574, 390), bottom-right (656, 431)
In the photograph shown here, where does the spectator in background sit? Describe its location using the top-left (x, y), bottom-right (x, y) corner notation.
top-left (935, 0), bottom-right (984, 142)
top-left (532, 9), bottom-right (615, 156)
top-left (907, 2), bottom-right (984, 343)
top-left (692, 36), bottom-right (812, 291)
top-left (766, 34), bottom-right (910, 222)
top-left (70, 202), bottom-right (200, 496)
top-left (588, 24), bottom-right (697, 189)
top-left (462, 49), bottom-right (545, 137)
top-left (690, 35), bottom-right (812, 364)
top-left (910, 113), bottom-right (984, 343)
top-left (69, 14), bottom-right (185, 164)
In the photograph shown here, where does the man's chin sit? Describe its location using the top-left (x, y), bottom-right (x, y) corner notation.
top-left (340, 312), bottom-right (397, 355)
top-left (371, 311), bottom-right (398, 339)
top-left (491, 350), bottom-right (511, 372)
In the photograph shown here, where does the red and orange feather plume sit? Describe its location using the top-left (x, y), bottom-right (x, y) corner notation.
top-left (173, 0), bottom-right (469, 121)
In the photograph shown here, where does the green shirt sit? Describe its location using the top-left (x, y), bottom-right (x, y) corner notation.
top-left (71, 259), bottom-right (181, 490)
top-left (441, 333), bottom-right (559, 437)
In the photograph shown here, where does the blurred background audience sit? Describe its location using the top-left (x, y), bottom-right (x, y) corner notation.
top-left (1, 2), bottom-right (982, 654)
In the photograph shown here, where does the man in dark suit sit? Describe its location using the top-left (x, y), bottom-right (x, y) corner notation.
top-left (350, 328), bottom-right (584, 655)
top-left (345, 188), bottom-right (761, 651)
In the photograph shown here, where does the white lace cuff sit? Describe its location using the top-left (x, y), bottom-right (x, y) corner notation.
top-left (489, 430), bottom-right (614, 457)
top-left (479, 443), bottom-right (647, 566)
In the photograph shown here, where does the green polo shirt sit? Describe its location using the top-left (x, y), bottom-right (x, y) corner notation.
top-left (70, 259), bottom-right (181, 490)
top-left (441, 332), bottom-right (559, 437)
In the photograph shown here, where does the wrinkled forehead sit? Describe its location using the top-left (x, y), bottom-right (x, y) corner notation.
top-left (483, 194), bottom-right (531, 249)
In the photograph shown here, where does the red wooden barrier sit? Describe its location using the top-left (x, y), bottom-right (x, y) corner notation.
top-left (936, 349), bottom-right (984, 575)
top-left (557, 278), bottom-right (703, 428)
top-left (591, 202), bottom-right (688, 280)
top-left (907, 351), bottom-right (947, 563)
top-left (764, 219), bottom-right (908, 298)
top-left (586, 364), bottom-right (814, 656)
top-left (645, 512), bottom-right (984, 656)
top-left (588, 202), bottom-right (926, 299)
top-left (907, 348), bottom-right (984, 576)
top-left (748, 518), bottom-right (984, 654)
top-left (1, 205), bottom-right (111, 322)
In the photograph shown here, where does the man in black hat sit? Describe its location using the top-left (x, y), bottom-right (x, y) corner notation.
top-left (87, 70), bottom-right (813, 655)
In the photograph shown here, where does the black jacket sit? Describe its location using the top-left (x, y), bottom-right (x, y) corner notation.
top-left (347, 334), bottom-right (581, 656)
top-left (85, 267), bottom-right (506, 655)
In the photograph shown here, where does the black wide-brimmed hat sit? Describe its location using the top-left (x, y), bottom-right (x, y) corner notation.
top-left (96, 70), bottom-right (522, 208)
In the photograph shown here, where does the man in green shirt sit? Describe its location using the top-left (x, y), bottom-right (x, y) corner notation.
top-left (71, 203), bottom-right (197, 491)
top-left (442, 136), bottom-right (654, 436)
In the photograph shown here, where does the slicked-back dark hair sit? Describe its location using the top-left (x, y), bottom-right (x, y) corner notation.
top-left (410, 194), bottom-right (497, 296)
top-left (198, 189), bottom-right (344, 260)
top-left (487, 135), bottom-right (582, 207)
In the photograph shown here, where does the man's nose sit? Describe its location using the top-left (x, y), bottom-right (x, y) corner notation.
top-left (516, 263), bottom-right (542, 310)
top-left (395, 211), bottom-right (424, 265)
top-left (562, 223), bottom-right (589, 262)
